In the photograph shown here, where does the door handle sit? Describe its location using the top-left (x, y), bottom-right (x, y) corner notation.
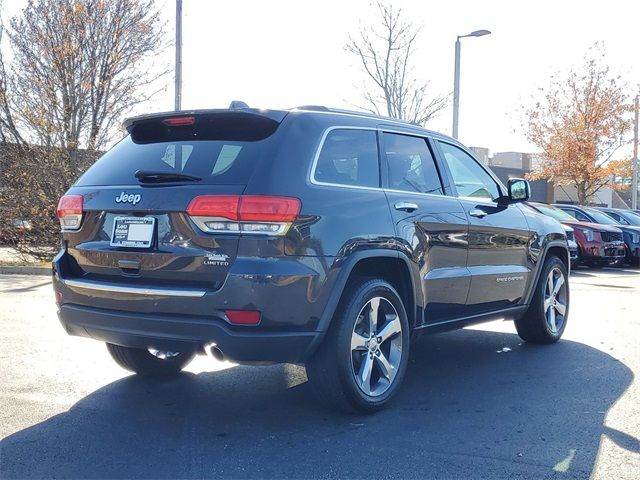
top-left (469, 208), bottom-right (488, 218)
top-left (394, 202), bottom-right (419, 212)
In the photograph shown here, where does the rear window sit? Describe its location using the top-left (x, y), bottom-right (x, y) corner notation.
top-left (76, 114), bottom-right (279, 186)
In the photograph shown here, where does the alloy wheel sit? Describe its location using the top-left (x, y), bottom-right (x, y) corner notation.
top-left (544, 267), bottom-right (567, 334)
top-left (350, 297), bottom-right (403, 397)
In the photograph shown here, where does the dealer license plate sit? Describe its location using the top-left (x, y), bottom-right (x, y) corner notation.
top-left (110, 216), bottom-right (156, 248)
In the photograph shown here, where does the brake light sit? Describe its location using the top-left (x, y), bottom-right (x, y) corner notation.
top-left (163, 116), bottom-right (195, 126)
top-left (187, 195), bottom-right (301, 236)
top-left (225, 310), bottom-right (261, 325)
top-left (56, 195), bottom-right (83, 230)
top-left (187, 195), bottom-right (240, 220)
top-left (239, 196), bottom-right (300, 222)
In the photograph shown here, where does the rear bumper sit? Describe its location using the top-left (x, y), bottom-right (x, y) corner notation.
top-left (57, 303), bottom-right (320, 363)
top-left (52, 249), bottom-right (336, 363)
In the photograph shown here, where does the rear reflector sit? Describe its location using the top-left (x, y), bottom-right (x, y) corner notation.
top-left (56, 195), bottom-right (84, 230)
top-left (187, 195), bottom-right (300, 223)
top-left (163, 116), bottom-right (195, 126)
top-left (225, 310), bottom-right (261, 325)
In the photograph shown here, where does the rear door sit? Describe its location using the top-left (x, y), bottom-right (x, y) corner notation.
top-left (434, 140), bottom-right (532, 315)
top-left (380, 130), bottom-right (471, 324)
top-left (62, 112), bottom-right (282, 295)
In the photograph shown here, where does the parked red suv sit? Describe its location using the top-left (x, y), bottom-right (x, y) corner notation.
top-left (526, 202), bottom-right (625, 267)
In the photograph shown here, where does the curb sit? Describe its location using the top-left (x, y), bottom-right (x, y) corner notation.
top-left (0, 265), bottom-right (51, 276)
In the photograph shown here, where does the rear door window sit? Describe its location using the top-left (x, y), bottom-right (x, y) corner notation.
top-left (383, 132), bottom-right (443, 195)
top-left (313, 129), bottom-right (379, 188)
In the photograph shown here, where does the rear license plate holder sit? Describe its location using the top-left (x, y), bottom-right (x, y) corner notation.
top-left (110, 216), bottom-right (156, 248)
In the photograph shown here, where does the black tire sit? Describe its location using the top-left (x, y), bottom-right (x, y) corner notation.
top-left (305, 278), bottom-right (410, 413)
top-left (515, 256), bottom-right (569, 344)
top-left (106, 343), bottom-right (195, 377)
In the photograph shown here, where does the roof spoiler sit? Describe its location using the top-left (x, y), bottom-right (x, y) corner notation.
top-left (122, 108), bottom-right (288, 131)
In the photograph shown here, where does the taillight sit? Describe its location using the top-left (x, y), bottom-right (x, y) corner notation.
top-left (186, 195), bottom-right (240, 220)
top-left (186, 195), bottom-right (301, 235)
top-left (56, 195), bottom-right (83, 231)
top-left (238, 196), bottom-right (300, 222)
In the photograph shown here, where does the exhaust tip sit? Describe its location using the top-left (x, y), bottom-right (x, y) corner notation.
top-left (204, 342), bottom-right (225, 362)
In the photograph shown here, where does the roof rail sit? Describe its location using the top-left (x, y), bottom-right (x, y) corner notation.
top-left (294, 105), bottom-right (421, 127)
top-left (294, 105), bottom-right (330, 112)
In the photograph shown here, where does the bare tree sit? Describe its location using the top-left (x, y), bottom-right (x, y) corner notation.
top-left (0, 0), bottom-right (169, 259)
top-left (346, 1), bottom-right (447, 125)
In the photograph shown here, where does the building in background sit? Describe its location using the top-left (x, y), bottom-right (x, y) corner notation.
top-left (468, 147), bottom-right (629, 208)
top-left (468, 146), bottom-right (490, 165)
top-left (553, 185), bottom-right (630, 208)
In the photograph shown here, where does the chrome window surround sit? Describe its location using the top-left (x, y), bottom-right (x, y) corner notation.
top-left (308, 125), bottom-right (452, 200)
top-left (309, 126), bottom-right (381, 191)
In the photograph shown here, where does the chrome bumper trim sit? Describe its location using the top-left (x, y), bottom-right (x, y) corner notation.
top-left (60, 278), bottom-right (206, 298)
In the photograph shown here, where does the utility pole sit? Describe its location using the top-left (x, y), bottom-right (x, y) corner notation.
top-left (633, 95), bottom-right (639, 210)
top-left (174, 0), bottom-right (183, 111)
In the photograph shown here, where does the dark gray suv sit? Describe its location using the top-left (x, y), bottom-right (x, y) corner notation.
top-left (53, 106), bottom-right (570, 412)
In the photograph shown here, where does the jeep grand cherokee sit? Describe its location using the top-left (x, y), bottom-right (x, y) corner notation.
top-left (53, 106), bottom-right (570, 412)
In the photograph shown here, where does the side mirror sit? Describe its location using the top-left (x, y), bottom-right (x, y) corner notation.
top-left (507, 178), bottom-right (530, 203)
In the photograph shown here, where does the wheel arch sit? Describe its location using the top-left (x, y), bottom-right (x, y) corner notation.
top-left (313, 249), bottom-right (420, 341)
top-left (524, 240), bottom-right (570, 305)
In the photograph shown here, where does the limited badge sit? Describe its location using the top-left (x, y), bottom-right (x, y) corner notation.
top-left (204, 252), bottom-right (230, 267)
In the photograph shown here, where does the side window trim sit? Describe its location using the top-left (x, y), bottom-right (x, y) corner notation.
top-left (433, 139), bottom-right (506, 202)
top-left (378, 129), bottom-right (447, 198)
top-left (308, 126), bottom-right (381, 190)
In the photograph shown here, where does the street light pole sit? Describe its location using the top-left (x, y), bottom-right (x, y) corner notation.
top-left (452, 38), bottom-right (461, 139)
top-left (451, 29), bottom-right (491, 139)
top-left (632, 95), bottom-right (639, 210)
top-left (174, 0), bottom-right (183, 111)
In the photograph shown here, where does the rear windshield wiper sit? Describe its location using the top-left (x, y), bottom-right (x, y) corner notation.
top-left (134, 170), bottom-right (202, 183)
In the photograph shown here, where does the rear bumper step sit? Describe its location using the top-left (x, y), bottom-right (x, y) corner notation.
top-left (57, 304), bottom-right (319, 363)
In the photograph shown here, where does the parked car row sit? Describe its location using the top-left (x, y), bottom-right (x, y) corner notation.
top-left (525, 202), bottom-right (640, 268)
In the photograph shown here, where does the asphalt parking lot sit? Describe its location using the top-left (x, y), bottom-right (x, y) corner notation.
top-left (1, 268), bottom-right (638, 479)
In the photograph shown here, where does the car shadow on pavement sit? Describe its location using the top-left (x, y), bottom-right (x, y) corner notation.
top-left (1, 329), bottom-right (635, 479)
